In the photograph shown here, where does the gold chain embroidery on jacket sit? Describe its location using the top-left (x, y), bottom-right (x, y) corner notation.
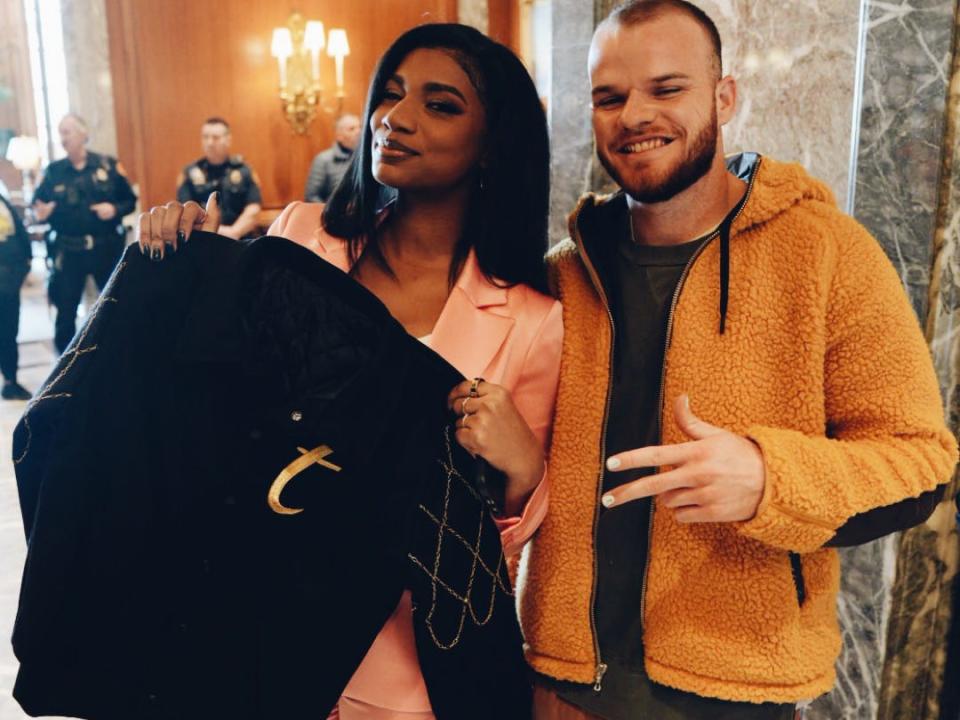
top-left (14, 262), bottom-right (124, 466)
top-left (408, 427), bottom-right (513, 650)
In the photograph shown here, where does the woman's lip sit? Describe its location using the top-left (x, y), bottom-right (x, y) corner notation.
top-left (376, 138), bottom-right (419, 156)
top-left (378, 147), bottom-right (416, 160)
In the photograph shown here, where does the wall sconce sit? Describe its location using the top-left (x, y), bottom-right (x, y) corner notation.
top-left (270, 13), bottom-right (350, 135)
top-left (5, 135), bottom-right (42, 205)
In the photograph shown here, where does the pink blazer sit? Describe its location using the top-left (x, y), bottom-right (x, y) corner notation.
top-left (268, 202), bottom-right (561, 714)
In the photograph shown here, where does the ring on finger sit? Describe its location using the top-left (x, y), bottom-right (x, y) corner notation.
top-left (469, 377), bottom-right (483, 397)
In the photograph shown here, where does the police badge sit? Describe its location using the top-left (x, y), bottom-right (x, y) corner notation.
top-left (229, 169), bottom-right (243, 185)
top-left (189, 167), bottom-right (206, 186)
top-left (95, 167), bottom-right (109, 182)
top-left (0, 203), bottom-right (13, 239)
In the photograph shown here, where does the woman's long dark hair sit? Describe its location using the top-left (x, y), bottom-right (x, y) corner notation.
top-left (322, 23), bottom-right (550, 294)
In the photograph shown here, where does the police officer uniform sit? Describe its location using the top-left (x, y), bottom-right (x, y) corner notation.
top-left (176, 155), bottom-right (262, 231)
top-left (33, 151), bottom-right (137, 354)
top-left (0, 190), bottom-right (33, 399)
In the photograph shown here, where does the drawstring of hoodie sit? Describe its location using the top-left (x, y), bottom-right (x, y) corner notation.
top-left (573, 154), bottom-right (760, 338)
top-left (717, 184), bottom-right (752, 335)
top-left (719, 215), bottom-right (732, 335)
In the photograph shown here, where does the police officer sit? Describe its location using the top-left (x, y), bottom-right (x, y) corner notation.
top-left (0, 183), bottom-right (33, 399)
top-left (176, 117), bottom-right (262, 240)
top-left (33, 113), bottom-right (137, 354)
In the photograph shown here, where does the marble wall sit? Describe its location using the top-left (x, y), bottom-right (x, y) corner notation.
top-left (876, 5), bottom-right (960, 719)
top-left (547, 1), bottom-right (960, 719)
top-left (547, 0), bottom-right (595, 241)
top-left (59, 0), bottom-right (117, 158)
top-left (826, 4), bottom-right (957, 718)
top-left (458, 0), bottom-right (490, 34)
top-left (851, 0), bottom-right (957, 322)
top-left (548, 0), bottom-right (862, 242)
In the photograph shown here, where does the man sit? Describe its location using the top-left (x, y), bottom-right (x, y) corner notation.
top-left (33, 113), bottom-right (137, 354)
top-left (0, 184), bottom-right (33, 399)
top-left (522, 2), bottom-right (959, 718)
top-left (304, 114), bottom-right (360, 203)
top-left (176, 117), bottom-right (261, 240)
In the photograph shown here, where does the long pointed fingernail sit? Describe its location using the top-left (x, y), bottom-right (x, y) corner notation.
top-left (606, 457), bottom-right (621, 470)
top-left (601, 494), bottom-right (615, 508)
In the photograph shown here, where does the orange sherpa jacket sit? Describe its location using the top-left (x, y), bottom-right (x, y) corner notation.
top-left (519, 154), bottom-right (958, 703)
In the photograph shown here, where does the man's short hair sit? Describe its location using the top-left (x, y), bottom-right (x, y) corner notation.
top-left (202, 117), bottom-right (230, 131)
top-left (335, 114), bottom-right (359, 131)
top-left (60, 113), bottom-right (89, 134)
top-left (606, 0), bottom-right (723, 78)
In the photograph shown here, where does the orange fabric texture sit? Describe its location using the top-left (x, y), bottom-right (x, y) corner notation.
top-left (519, 157), bottom-right (958, 703)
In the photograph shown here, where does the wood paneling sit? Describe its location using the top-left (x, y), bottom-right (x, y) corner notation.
top-left (0, 0), bottom-right (38, 192)
top-left (487, 0), bottom-right (521, 55)
top-left (106, 0), bottom-right (458, 212)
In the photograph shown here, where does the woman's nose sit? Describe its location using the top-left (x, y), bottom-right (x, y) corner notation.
top-left (381, 100), bottom-right (415, 132)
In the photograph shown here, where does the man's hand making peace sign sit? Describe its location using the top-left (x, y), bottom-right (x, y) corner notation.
top-left (601, 394), bottom-right (767, 524)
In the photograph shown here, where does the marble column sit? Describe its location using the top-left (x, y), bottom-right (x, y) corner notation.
top-left (59, 0), bottom-right (117, 157)
top-left (458, 0), bottom-right (490, 34)
top-left (547, 0), bottom-right (595, 242)
top-left (814, 3), bottom-right (958, 716)
top-left (875, 4), bottom-right (960, 719)
top-left (851, 0), bottom-right (956, 322)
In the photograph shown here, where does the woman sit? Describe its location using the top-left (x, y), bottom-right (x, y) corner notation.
top-left (138, 24), bottom-right (561, 720)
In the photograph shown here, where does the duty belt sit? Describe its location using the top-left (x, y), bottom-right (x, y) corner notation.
top-left (57, 234), bottom-right (103, 251)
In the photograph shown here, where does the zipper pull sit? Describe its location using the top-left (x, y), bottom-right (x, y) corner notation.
top-left (593, 662), bottom-right (608, 692)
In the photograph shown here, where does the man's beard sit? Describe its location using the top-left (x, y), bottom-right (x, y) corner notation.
top-left (600, 113), bottom-right (719, 204)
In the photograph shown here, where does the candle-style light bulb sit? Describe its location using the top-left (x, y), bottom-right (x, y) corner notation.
top-left (304, 21), bottom-right (325, 84)
top-left (326, 29), bottom-right (350, 95)
top-left (270, 28), bottom-right (293, 89)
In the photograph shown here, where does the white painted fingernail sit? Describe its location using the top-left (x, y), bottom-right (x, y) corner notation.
top-left (601, 494), bottom-right (615, 508)
top-left (606, 457), bottom-right (621, 470)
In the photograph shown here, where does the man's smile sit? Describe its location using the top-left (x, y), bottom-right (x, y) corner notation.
top-left (618, 136), bottom-right (676, 154)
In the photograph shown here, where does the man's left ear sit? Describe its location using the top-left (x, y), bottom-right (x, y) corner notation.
top-left (716, 75), bottom-right (737, 126)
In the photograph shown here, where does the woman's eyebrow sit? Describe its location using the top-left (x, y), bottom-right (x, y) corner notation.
top-left (423, 82), bottom-right (467, 103)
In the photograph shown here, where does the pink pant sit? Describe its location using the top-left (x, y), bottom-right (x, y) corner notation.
top-left (327, 697), bottom-right (435, 720)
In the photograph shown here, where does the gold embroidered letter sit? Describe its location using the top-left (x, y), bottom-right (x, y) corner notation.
top-left (267, 445), bottom-right (342, 515)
